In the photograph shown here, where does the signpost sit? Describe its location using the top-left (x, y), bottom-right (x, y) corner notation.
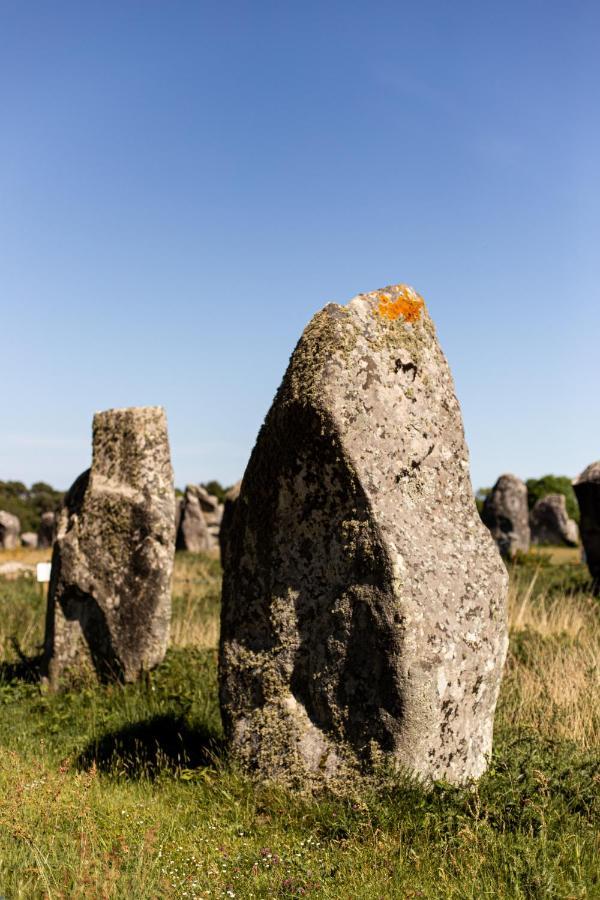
top-left (36, 562), bottom-right (52, 598)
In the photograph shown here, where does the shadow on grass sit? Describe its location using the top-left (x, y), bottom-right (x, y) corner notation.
top-left (0, 648), bottom-right (43, 684)
top-left (76, 713), bottom-right (224, 779)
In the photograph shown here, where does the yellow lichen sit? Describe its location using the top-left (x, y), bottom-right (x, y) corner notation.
top-left (376, 284), bottom-right (424, 323)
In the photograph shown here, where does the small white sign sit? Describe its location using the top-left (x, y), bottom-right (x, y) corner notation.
top-left (36, 562), bottom-right (52, 584)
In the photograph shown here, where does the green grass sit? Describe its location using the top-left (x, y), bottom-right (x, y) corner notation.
top-left (0, 553), bottom-right (598, 898)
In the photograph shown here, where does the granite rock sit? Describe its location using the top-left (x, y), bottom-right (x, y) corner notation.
top-left (0, 511), bottom-right (20, 550)
top-left (37, 511), bottom-right (56, 549)
top-left (481, 475), bottom-right (530, 558)
top-left (219, 481), bottom-right (242, 566)
top-left (219, 284), bottom-right (508, 789)
top-left (530, 494), bottom-right (578, 547)
top-left (176, 485), bottom-right (214, 552)
top-left (43, 406), bottom-right (175, 688)
top-left (573, 463), bottom-right (600, 592)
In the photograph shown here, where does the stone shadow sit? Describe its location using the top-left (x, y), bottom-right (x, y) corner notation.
top-left (76, 713), bottom-right (224, 779)
top-left (0, 643), bottom-right (43, 684)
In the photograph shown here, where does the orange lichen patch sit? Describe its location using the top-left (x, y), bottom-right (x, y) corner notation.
top-left (376, 285), bottom-right (424, 323)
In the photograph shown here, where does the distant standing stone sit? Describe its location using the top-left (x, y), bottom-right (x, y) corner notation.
top-left (43, 407), bottom-right (175, 688)
top-left (219, 480), bottom-right (241, 566)
top-left (0, 511), bottom-right (20, 550)
top-left (220, 284), bottom-right (508, 789)
top-left (482, 474), bottom-right (530, 558)
top-left (175, 495), bottom-right (184, 535)
top-left (198, 486), bottom-right (224, 544)
top-left (176, 485), bottom-right (214, 552)
top-left (530, 494), bottom-right (579, 547)
top-left (37, 511), bottom-right (56, 549)
top-left (21, 532), bottom-right (39, 549)
top-left (573, 462), bottom-right (600, 592)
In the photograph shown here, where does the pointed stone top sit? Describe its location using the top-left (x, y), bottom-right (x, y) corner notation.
top-left (574, 462), bottom-right (600, 485)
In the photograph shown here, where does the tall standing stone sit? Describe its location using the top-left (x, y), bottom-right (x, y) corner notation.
top-left (573, 463), bottom-right (600, 592)
top-left (530, 494), bottom-right (578, 547)
top-left (0, 511), bottom-right (20, 550)
top-left (220, 284), bottom-right (508, 789)
top-left (481, 474), bottom-right (530, 558)
top-left (43, 407), bottom-right (175, 688)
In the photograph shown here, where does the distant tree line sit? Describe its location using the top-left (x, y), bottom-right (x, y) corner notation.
top-left (476, 475), bottom-right (579, 523)
top-left (0, 481), bottom-right (64, 532)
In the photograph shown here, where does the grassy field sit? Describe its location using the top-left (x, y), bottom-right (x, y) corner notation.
top-left (0, 550), bottom-right (598, 899)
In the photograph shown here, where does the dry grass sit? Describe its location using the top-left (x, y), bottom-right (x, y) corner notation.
top-left (500, 567), bottom-right (600, 749)
top-left (0, 546), bottom-right (52, 565)
top-left (170, 551), bottom-right (221, 650)
top-left (528, 545), bottom-right (582, 565)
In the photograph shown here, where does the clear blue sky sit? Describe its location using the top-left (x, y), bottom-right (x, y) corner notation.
top-left (1, 1), bottom-right (598, 492)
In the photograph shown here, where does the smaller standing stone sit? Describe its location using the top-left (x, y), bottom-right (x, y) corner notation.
top-left (0, 511), bottom-right (20, 550)
top-left (573, 463), bottom-right (600, 591)
top-left (482, 474), bottom-right (530, 558)
top-left (530, 494), bottom-right (579, 547)
top-left (37, 511), bottom-right (56, 549)
top-left (43, 406), bottom-right (175, 688)
top-left (176, 485), bottom-right (213, 552)
top-left (21, 532), bottom-right (39, 549)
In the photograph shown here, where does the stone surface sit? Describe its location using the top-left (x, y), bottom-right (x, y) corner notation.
top-left (175, 495), bottom-right (184, 536)
top-left (220, 284), bottom-right (508, 789)
top-left (21, 532), bottom-right (39, 549)
top-left (573, 462), bottom-right (600, 592)
top-left (37, 511), bottom-right (56, 549)
top-left (176, 485), bottom-right (214, 552)
top-left (530, 494), bottom-right (579, 547)
top-left (481, 475), bottom-right (530, 558)
top-left (219, 480), bottom-right (241, 565)
top-left (197, 486), bottom-right (223, 543)
top-left (0, 561), bottom-right (35, 580)
top-left (0, 511), bottom-right (20, 550)
top-left (43, 406), bottom-right (175, 688)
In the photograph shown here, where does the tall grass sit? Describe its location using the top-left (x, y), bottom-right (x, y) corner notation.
top-left (500, 566), bottom-right (600, 749)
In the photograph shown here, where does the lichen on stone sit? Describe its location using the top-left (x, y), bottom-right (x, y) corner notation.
top-left (376, 284), bottom-right (425, 323)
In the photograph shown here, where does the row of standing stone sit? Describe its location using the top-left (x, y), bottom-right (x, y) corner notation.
top-left (0, 511), bottom-right (55, 550)
top-left (0, 487), bottom-right (230, 552)
top-left (40, 284), bottom-right (513, 791)
top-left (482, 471), bottom-right (600, 580)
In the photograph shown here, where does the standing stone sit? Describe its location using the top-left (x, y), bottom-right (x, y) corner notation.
top-left (43, 407), bottom-right (175, 688)
top-left (175, 495), bottom-right (184, 536)
top-left (220, 284), bottom-right (508, 789)
top-left (530, 494), bottom-right (579, 547)
top-left (197, 486), bottom-right (223, 544)
top-left (481, 475), bottom-right (530, 558)
top-left (37, 511), bottom-right (56, 549)
top-left (176, 485), bottom-right (213, 552)
top-left (21, 532), bottom-right (39, 549)
top-left (219, 480), bottom-right (241, 566)
top-left (573, 463), bottom-right (600, 592)
top-left (0, 511), bottom-right (20, 550)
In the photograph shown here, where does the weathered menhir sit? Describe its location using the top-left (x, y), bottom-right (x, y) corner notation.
top-left (43, 406), bottom-right (175, 689)
top-left (573, 462), bottom-right (600, 593)
top-left (481, 474), bottom-right (530, 558)
top-left (220, 284), bottom-right (508, 789)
